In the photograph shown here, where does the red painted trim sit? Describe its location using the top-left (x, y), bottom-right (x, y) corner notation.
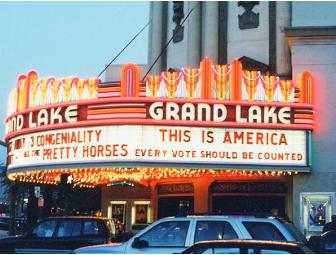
top-left (4, 118), bottom-right (313, 141)
top-left (4, 97), bottom-right (314, 141)
top-left (5, 97), bottom-right (314, 121)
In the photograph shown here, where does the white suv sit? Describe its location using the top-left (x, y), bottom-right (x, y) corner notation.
top-left (75, 215), bottom-right (307, 254)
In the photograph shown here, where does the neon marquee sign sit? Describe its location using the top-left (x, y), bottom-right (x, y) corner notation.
top-left (4, 58), bottom-right (314, 183)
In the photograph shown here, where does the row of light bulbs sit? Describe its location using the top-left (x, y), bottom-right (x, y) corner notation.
top-left (8, 167), bottom-right (299, 188)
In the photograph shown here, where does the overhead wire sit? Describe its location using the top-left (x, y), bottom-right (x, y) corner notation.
top-left (141, 3), bottom-right (199, 82)
top-left (96, 19), bottom-right (151, 79)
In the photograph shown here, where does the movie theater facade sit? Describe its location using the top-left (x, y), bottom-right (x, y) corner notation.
top-left (5, 58), bottom-right (314, 232)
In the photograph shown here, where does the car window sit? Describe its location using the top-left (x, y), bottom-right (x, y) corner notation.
top-left (253, 249), bottom-right (290, 254)
top-left (32, 220), bottom-right (57, 238)
top-left (140, 221), bottom-right (189, 247)
top-left (56, 220), bottom-right (81, 237)
top-left (243, 222), bottom-right (286, 241)
top-left (189, 247), bottom-right (240, 254)
top-left (194, 221), bottom-right (238, 243)
top-left (83, 220), bottom-right (103, 236)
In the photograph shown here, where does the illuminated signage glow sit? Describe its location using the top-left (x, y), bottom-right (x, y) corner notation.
top-left (4, 59), bottom-right (314, 184)
top-left (148, 102), bottom-right (291, 124)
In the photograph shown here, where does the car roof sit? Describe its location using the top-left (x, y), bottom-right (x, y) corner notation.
top-left (46, 216), bottom-right (111, 220)
top-left (164, 215), bottom-right (283, 221)
top-left (181, 240), bottom-right (306, 253)
top-left (190, 240), bottom-right (302, 247)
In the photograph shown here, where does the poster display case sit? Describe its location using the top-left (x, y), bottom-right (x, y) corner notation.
top-left (131, 201), bottom-right (151, 231)
top-left (300, 192), bottom-right (335, 237)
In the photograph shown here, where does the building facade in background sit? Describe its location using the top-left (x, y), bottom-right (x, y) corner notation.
top-left (4, 1), bottom-right (336, 238)
top-left (145, 1), bottom-right (336, 237)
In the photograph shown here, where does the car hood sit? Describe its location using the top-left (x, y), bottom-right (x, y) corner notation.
top-left (74, 242), bottom-right (126, 254)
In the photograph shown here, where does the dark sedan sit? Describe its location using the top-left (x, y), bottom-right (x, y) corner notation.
top-left (308, 230), bottom-right (336, 254)
top-left (0, 216), bottom-right (118, 253)
top-left (181, 240), bottom-right (314, 254)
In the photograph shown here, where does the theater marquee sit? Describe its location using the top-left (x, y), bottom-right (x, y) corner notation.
top-left (8, 125), bottom-right (308, 170)
top-left (4, 59), bottom-right (314, 185)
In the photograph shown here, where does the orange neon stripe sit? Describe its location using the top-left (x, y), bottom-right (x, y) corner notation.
top-left (121, 64), bottom-right (140, 97)
top-left (230, 59), bottom-right (242, 100)
top-left (200, 57), bottom-right (212, 100)
top-left (97, 87), bottom-right (121, 93)
top-left (88, 108), bottom-right (146, 114)
top-left (294, 114), bottom-right (313, 119)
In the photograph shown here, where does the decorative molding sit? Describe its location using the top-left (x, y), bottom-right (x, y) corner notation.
top-left (238, 1), bottom-right (260, 30)
top-left (158, 183), bottom-right (194, 194)
top-left (285, 26), bottom-right (336, 48)
top-left (210, 181), bottom-right (288, 194)
top-left (239, 56), bottom-right (269, 73)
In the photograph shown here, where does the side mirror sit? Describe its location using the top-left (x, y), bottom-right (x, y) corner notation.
top-left (131, 237), bottom-right (149, 248)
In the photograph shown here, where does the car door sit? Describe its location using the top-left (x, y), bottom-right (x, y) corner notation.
top-left (52, 219), bottom-right (83, 252)
top-left (80, 219), bottom-right (108, 246)
top-left (15, 219), bottom-right (58, 253)
top-left (126, 220), bottom-right (191, 254)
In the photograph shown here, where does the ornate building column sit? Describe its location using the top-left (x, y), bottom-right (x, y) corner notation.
top-left (187, 2), bottom-right (202, 67)
top-left (202, 2), bottom-right (219, 63)
top-left (148, 2), bottom-right (167, 75)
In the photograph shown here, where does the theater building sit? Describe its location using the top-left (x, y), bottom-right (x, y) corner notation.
top-left (4, 1), bottom-right (336, 238)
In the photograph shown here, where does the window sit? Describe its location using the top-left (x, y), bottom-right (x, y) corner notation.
top-left (140, 221), bottom-right (189, 247)
top-left (56, 220), bottom-right (81, 237)
top-left (83, 220), bottom-right (102, 236)
top-left (243, 222), bottom-right (286, 241)
top-left (194, 221), bottom-right (238, 243)
top-left (32, 220), bottom-right (57, 237)
top-left (189, 247), bottom-right (240, 254)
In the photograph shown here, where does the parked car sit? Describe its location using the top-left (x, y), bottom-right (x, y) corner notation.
top-left (75, 215), bottom-right (308, 254)
top-left (0, 216), bottom-right (26, 235)
top-left (308, 230), bottom-right (336, 253)
top-left (0, 222), bottom-right (9, 239)
top-left (181, 239), bottom-right (314, 254)
top-left (0, 216), bottom-right (118, 253)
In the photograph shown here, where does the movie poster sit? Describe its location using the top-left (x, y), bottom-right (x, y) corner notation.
top-left (135, 204), bottom-right (148, 224)
top-left (308, 201), bottom-right (326, 228)
top-left (112, 204), bottom-right (125, 224)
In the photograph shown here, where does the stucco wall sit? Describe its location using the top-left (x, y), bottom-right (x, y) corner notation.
top-left (291, 38), bottom-right (336, 228)
top-left (227, 1), bottom-right (269, 65)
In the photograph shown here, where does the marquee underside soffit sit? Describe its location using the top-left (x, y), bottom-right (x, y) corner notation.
top-left (7, 167), bottom-right (302, 188)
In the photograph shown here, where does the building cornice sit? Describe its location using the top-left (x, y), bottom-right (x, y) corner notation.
top-left (285, 26), bottom-right (336, 48)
